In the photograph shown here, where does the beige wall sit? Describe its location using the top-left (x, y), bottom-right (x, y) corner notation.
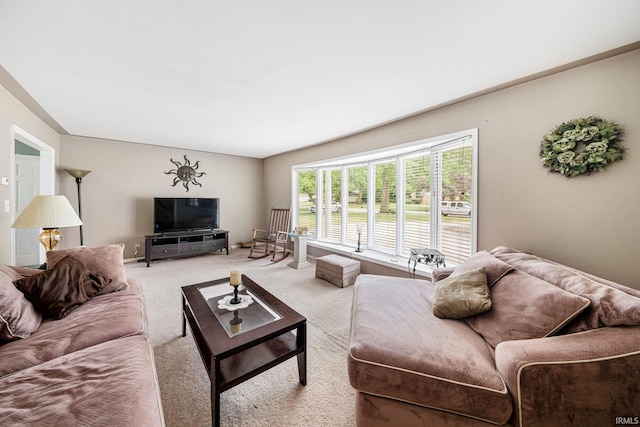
top-left (264, 49), bottom-right (640, 289)
top-left (1, 49), bottom-right (638, 288)
top-left (57, 136), bottom-right (265, 259)
top-left (0, 84), bottom-right (59, 265)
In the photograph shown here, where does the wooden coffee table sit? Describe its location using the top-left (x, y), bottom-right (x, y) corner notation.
top-left (181, 275), bottom-right (307, 427)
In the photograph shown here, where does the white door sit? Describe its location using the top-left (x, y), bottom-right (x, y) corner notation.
top-left (15, 154), bottom-right (40, 266)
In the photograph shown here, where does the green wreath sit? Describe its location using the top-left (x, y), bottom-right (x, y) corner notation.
top-left (540, 116), bottom-right (624, 178)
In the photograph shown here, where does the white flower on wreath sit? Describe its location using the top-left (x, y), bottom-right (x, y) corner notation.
top-left (557, 151), bottom-right (575, 164)
top-left (585, 141), bottom-right (608, 155)
top-left (552, 139), bottom-right (576, 152)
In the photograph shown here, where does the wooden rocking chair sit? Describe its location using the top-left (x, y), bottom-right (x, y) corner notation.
top-left (248, 207), bottom-right (291, 262)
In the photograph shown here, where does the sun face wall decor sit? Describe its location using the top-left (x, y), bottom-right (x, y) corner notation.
top-left (164, 155), bottom-right (206, 191)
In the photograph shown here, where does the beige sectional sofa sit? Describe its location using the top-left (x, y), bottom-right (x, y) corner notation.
top-left (348, 246), bottom-right (640, 426)
top-left (0, 245), bottom-right (164, 426)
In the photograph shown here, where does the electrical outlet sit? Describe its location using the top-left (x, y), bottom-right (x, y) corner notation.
top-left (134, 243), bottom-right (141, 250)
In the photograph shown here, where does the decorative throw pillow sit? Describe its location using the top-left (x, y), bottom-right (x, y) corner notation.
top-left (46, 244), bottom-right (128, 294)
top-left (451, 250), bottom-right (514, 287)
top-left (14, 256), bottom-right (112, 319)
top-left (433, 267), bottom-right (492, 319)
top-left (0, 265), bottom-right (42, 341)
top-left (466, 270), bottom-right (591, 347)
top-left (490, 246), bottom-right (640, 332)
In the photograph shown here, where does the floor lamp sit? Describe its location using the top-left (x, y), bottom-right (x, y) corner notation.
top-left (64, 169), bottom-right (91, 246)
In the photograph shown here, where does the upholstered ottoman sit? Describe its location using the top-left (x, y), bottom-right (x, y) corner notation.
top-left (315, 254), bottom-right (360, 288)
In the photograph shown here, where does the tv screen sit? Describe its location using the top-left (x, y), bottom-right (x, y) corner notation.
top-left (154, 198), bottom-right (220, 234)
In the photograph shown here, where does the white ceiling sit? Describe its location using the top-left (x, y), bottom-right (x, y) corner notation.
top-left (1, 1), bottom-right (639, 159)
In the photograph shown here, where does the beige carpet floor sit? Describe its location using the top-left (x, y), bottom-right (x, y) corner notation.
top-left (126, 249), bottom-right (356, 427)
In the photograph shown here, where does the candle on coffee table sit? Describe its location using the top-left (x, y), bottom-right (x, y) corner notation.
top-left (230, 270), bottom-right (241, 286)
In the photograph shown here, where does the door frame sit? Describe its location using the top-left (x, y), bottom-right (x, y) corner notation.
top-left (11, 125), bottom-right (55, 265)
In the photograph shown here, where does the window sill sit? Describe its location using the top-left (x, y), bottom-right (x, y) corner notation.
top-left (306, 240), bottom-right (437, 280)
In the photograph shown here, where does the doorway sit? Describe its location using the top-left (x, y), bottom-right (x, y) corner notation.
top-left (14, 149), bottom-right (40, 265)
top-left (11, 125), bottom-right (55, 266)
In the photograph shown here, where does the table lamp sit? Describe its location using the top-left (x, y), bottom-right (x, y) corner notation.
top-left (12, 195), bottom-right (83, 251)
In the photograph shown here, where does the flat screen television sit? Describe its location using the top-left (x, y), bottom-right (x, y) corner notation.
top-left (153, 197), bottom-right (220, 234)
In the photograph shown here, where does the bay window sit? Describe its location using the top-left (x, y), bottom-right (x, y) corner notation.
top-left (292, 129), bottom-right (477, 267)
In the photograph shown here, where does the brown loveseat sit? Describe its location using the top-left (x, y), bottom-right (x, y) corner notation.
top-left (348, 246), bottom-right (640, 426)
top-left (0, 244), bottom-right (164, 426)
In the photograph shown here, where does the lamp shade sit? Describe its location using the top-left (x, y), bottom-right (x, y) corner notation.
top-left (12, 195), bottom-right (82, 229)
top-left (64, 169), bottom-right (91, 179)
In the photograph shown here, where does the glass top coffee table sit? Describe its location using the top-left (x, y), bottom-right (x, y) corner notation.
top-left (181, 275), bottom-right (306, 427)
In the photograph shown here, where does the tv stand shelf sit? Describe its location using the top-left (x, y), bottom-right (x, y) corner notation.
top-left (145, 230), bottom-right (228, 267)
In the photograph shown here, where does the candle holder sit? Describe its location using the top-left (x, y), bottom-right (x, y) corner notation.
top-left (229, 270), bottom-right (242, 304)
top-left (229, 310), bottom-right (243, 334)
top-left (229, 282), bottom-right (242, 304)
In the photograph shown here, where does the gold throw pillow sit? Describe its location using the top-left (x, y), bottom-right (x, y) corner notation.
top-left (433, 267), bottom-right (491, 319)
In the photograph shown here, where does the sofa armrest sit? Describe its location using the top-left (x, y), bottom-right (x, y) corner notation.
top-left (495, 326), bottom-right (640, 426)
top-left (431, 267), bottom-right (455, 283)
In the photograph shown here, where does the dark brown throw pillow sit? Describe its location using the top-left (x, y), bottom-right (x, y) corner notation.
top-left (14, 256), bottom-right (112, 319)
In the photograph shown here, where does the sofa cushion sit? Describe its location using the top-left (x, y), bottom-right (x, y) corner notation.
top-left (466, 270), bottom-right (591, 347)
top-left (0, 335), bottom-right (164, 426)
top-left (432, 267), bottom-right (492, 319)
top-left (46, 244), bottom-right (129, 294)
top-left (348, 274), bottom-right (512, 424)
top-left (14, 256), bottom-right (112, 319)
top-left (0, 279), bottom-right (146, 378)
top-left (0, 266), bottom-right (42, 342)
top-left (451, 250), bottom-right (515, 286)
top-left (491, 246), bottom-right (640, 333)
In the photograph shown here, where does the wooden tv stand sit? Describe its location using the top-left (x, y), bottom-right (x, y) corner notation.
top-left (145, 230), bottom-right (229, 267)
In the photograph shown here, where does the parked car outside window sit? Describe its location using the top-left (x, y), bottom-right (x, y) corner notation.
top-left (441, 201), bottom-right (471, 216)
top-left (309, 202), bottom-right (342, 213)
